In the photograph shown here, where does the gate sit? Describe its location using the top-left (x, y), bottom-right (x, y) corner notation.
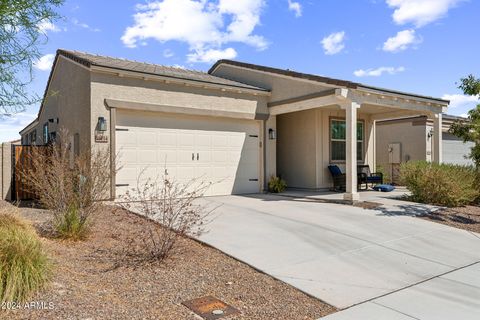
top-left (12, 145), bottom-right (46, 201)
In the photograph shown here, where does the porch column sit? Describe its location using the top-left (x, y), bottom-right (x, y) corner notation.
top-left (433, 113), bottom-right (443, 163)
top-left (343, 101), bottom-right (360, 201)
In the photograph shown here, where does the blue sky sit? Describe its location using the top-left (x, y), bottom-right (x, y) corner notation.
top-left (1, 0), bottom-right (479, 142)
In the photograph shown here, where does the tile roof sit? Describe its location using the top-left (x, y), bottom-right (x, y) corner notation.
top-left (209, 60), bottom-right (449, 104)
top-left (58, 49), bottom-right (268, 92)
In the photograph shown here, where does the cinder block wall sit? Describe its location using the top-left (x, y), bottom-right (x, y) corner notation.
top-left (1, 142), bottom-right (13, 201)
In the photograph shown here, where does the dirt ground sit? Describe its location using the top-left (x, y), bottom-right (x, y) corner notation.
top-left (2, 201), bottom-right (336, 320)
top-left (421, 205), bottom-right (480, 234)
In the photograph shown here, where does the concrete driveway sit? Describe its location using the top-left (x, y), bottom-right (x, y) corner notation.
top-left (199, 194), bottom-right (480, 319)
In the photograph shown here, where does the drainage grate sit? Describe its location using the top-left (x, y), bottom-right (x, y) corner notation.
top-left (182, 296), bottom-right (239, 320)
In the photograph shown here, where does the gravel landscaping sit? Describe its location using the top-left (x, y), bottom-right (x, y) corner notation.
top-left (1, 200), bottom-right (336, 320)
top-left (421, 205), bottom-right (480, 234)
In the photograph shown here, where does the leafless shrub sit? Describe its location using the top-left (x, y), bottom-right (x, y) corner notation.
top-left (119, 170), bottom-right (217, 263)
top-left (18, 129), bottom-right (114, 240)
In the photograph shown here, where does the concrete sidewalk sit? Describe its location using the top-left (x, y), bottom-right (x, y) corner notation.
top-left (198, 194), bottom-right (480, 319)
top-left (321, 262), bottom-right (480, 320)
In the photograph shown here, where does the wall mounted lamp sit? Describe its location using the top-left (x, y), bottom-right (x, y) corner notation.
top-left (97, 117), bottom-right (107, 132)
top-left (268, 128), bottom-right (276, 140)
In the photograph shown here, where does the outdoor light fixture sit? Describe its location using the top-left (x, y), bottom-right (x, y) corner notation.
top-left (427, 129), bottom-right (433, 139)
top-left (268, 128), bottom-right (276, 140)
top-left (97, 117), bottom-right (107, 131)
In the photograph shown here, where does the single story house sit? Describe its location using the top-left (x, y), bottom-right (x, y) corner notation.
top-left (376, 114), bottom-right (474, 182)
top-left (19, 49), bottom-right (449, 201)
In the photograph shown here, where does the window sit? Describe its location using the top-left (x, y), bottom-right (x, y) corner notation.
top-left (43, 123), bottom-right (49, 144)
top-left (31, 130), bottom-right (36, 143)
top-left (49, 131), bottom-right (57, 142)
top-left (330, 119), bottom-right (364, 162)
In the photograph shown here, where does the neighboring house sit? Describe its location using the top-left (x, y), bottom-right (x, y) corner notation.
top-left (19, 49), bottom-right (449, 201)
top-left (376, 115), bottom-right (474, 182)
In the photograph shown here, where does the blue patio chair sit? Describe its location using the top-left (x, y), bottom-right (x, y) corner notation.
top-left (328, 165), bottom-right (346, 192)
top-left (357, 165), bottom-right (383, 190)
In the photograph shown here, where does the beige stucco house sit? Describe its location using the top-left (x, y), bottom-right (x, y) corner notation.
top-left (19, 49), bottom-right (449, 201)
top-left (376, 114), bottom-right (474, 182)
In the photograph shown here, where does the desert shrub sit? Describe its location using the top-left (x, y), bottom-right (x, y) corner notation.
top-left (268, 176), bottom-right (287, 193)
top-left (19, 129), bottom-right (114, 240)
top-left (54, 203), bottom-right (89, 241)
top-left (0, 208), bottom-right (51, 303)
top-left (400, 161), bottom-right (480, 207)
top-left (119, 172), bottom-right (215, 262)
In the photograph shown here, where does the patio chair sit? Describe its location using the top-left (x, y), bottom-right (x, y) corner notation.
top-left (357, 165), bottom-right (383, 190)
top-left (328, 165), bottom-right (346, 192)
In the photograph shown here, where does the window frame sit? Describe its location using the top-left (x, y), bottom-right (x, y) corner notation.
top-left (43, 123), bottom-right (49, 145)
top-left (329, 117), bottom-right (365, 163)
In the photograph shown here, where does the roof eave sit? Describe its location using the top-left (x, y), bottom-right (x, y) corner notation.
top-left (90, 65), bottom-right (271, 96)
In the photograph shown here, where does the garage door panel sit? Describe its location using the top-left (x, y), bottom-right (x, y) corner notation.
top-left (213, 135), bottom-right (228, 147)
top-left (157, 150), bottom-right (177, 164)
top-left (177, 132), bottom-right (195, 147)
top-left (118, 148), bottom-right (138, 164)
top-left (157, 132), bottom-right (177, 147)
top-left (228, 134), bottom-right (246, 147)
top-left (116, 110), bottom-right (260, 197)
top-left (116, 130), bottom-right (136, 145)
top-left (138, 132), bottom-right (157, 146)
top-left (138, 149), bottom-right (157, 164)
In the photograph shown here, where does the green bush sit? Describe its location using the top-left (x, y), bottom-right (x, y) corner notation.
top-left (268, 176), bottom-right (287, 193)
top-left (0, 208), bottom-right (51, 303)
top-left (54, 204), bottom-right (90, 241)
top-left (400, 161), bottom-right (480, 207)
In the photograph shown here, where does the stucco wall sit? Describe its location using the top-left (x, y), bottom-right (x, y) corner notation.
top-left (90, 72), bottom-right (269, 197)
top-left (277, 107), bottom-right (373, 190)
top-left (376, 119), bottom-right (428, 174)
top-left (21, 56), bottom-right (91, 149)
top-left (277, 109), bottom-right (317, 188)
top-left (1, 143), bottom-right (13, 201)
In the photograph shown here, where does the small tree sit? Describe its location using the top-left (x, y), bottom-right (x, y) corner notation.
top-left (19, 130), bottom-right (113, 240)
top-left (449, 74), bottom-right (480, 167)
top-left (0, 0), bottom-right (64, 116)
top-left (119, 171), bottom-right (216, 263)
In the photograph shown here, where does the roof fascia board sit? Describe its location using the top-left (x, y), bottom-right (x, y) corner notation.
top-left (19, 119), bottom-right (39, 134)
top-left (348, 89), bottom-right (447, 113)
top-left (90, 65), bottom-right (270, 96)
top-left (356, 86), bottom-right (449, 106)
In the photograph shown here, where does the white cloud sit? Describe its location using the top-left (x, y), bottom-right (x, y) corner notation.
top-left (354, 66), bottom-right (405, 77)
top-left (442, 94), bottom-right (480, 109)
top-left (187, 47), bottom-right (237, 63)
top-left (321, 31), bottom-right (346, 55)
top-left (37, 19), bottom-right (60, 33)
top-left (383, 29), bottom-right (421, 52)
top-left (121, 0), bottom-right (266, 63)
top-left (163, 49), bottom-right (174, 58)
top-left (33, 54), bottom-right (55, 71)
top-left (288, 0), bottom-right (302, 17)
top-left (72, 18), bottom-right (100, 32)
top-left (386, 0), bottom-right (464, 27)
top-left (0, 112), bottom-right (37, 142)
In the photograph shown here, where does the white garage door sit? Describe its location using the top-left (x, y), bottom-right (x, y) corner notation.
top-left (442, 132), bottom-right (474, 166)
top-left (115, 110), bottom-right (261, 197)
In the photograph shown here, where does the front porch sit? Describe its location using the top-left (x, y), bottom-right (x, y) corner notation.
top-left (267, 88), bottom-right (448, 200)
